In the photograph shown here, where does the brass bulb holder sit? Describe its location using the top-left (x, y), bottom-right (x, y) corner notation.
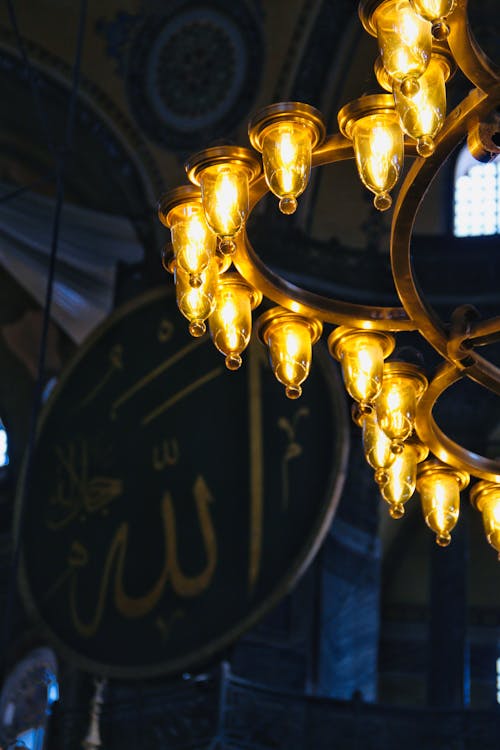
top-left (216, 272), bottom-right (263, 311)
top-left (327, 326), bottom-right (395, 362)
top-left (417, 458), bottom-right (470, 491)
top-left (248, 101), bottom-right (327, 154)
top-left (467, 120), bottom-right (500, 164)
top-left (470, 480), bottom-right (500, 513)
top-left (157, 185), bottom-right (202, 228)
top-left (469, 479), bottom-right (500, 559)
top-left (383, 360), bottom-right (429, 396)
top-left (185, 145), bottom-right (262, 187)
top-left (215, 249), bottom-right (233, 274)
top-left (161, 243), bottom-right (176, 274)
top-left (374, 57), bottom-right (395, 93)
top-left (351, 402), bottom-right (365, 427)
top-left (426, 41), bottom-right (456, 81)
top-left (338, 94), bottom-right (398, 140)
top-left (405, 435), bottom-right (430, 464)
top-left (256, 307), bottom-right (323, 348)
top-left (358, 0), bottom-right (387, 36)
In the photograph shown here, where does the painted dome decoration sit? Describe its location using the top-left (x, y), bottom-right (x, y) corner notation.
top-left (122, 0), bottom-right (263, 150)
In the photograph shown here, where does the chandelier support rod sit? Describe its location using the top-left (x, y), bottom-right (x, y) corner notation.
top-left (391, 84), bottom-right (500, 399)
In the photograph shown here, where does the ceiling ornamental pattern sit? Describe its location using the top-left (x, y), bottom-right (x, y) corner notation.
top-left (0, 35), bottom-right (162, 209)
top-left (98, 0), bottom-right (264, 151)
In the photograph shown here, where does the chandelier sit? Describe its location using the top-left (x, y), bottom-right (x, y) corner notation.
top-left (158, 0), bottom-right (500, 557)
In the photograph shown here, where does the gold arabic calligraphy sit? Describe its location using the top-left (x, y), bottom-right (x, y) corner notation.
top-left (46, 440), bottom-right (122, 530)
top-left (278, 407), bottom-right (310, 510)
top-left (67, 475), bottom-right (217, 637)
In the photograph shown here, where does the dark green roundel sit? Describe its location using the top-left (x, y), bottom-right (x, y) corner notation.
top-left (19, 288), bottom-right (348, 678)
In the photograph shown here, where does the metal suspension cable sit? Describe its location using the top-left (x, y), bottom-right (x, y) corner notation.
top-left (1, 0), bottom-right (88, 664)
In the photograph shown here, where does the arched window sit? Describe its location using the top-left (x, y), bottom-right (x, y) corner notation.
top-left (454, 147), bottom-right (500, 237)
top-left (0, 419), bottom-right (9, 468)
top-left (497, 657), bottom-right (500, 704)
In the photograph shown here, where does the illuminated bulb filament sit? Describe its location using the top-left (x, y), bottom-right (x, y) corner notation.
top-left (215, 172), bottom-right (238, 231)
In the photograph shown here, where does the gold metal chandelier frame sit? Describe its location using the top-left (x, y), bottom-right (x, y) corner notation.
top-left (159, 0), bottom-right (500, 488)
top-left (229, 0), bottom-right (500, 485)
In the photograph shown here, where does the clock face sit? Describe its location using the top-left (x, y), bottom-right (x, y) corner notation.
top-left (18, 288), bottom-right (348, 678)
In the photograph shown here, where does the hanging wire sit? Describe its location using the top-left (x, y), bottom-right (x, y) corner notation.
top-left (1, 0), bottom-right (88, 662)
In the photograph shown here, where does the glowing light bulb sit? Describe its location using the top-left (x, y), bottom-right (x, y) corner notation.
top-left (262, 122), bottom-right (314, 214)
top-left (200, 166), bottom-right (248, 255)
top-left (376, 361), bottom-right (428, 454)
top-left (338, 95), bottom-right (405, 210)
top-left (174, 258), bottom-right (218, 337)
top-left (277, 325), bottom-right (310, 398)
top-left (186, 147), bottom-right (260, 257)
top-left (249, 103), bottom-right (325, 216)
top-left (351, 111), bottom-right (404, 211)
top-left (169, 205), bottom-right (216, 287)
top-left (417, 460), bottom-right (469, 546)
top-left (471, 481), bottom-right (500, 560)
top-left (158, 186), bottom-right (216, 287)
top-left (209, 274), bottom-right (262, 370)
top-left (372, 0), bottom-right (432, 96)
top-left (328, 327), bottom-right (395, 411)
top-left (257, 309), bottom-right (322, 399)
top-left (380, 440), bottom-right (428, 518)
top-left (359, 410), bottom-right (396, 484)
top-left (394, 56), bottom-right (449, 156)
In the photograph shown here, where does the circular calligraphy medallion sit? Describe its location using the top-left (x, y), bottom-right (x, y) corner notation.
top-left (18, 288), bottom-right (348, 677)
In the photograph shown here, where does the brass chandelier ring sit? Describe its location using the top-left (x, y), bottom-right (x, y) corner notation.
top-left (416, 361), bottom-right (500, 482)
top-left (234, 132), bottom-right (416, 331)
top-left (159, 0), bottom-right (500, 551)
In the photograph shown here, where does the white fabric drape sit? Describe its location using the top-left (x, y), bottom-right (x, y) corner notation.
top-left (0, 182), bottom-right (144, 343)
